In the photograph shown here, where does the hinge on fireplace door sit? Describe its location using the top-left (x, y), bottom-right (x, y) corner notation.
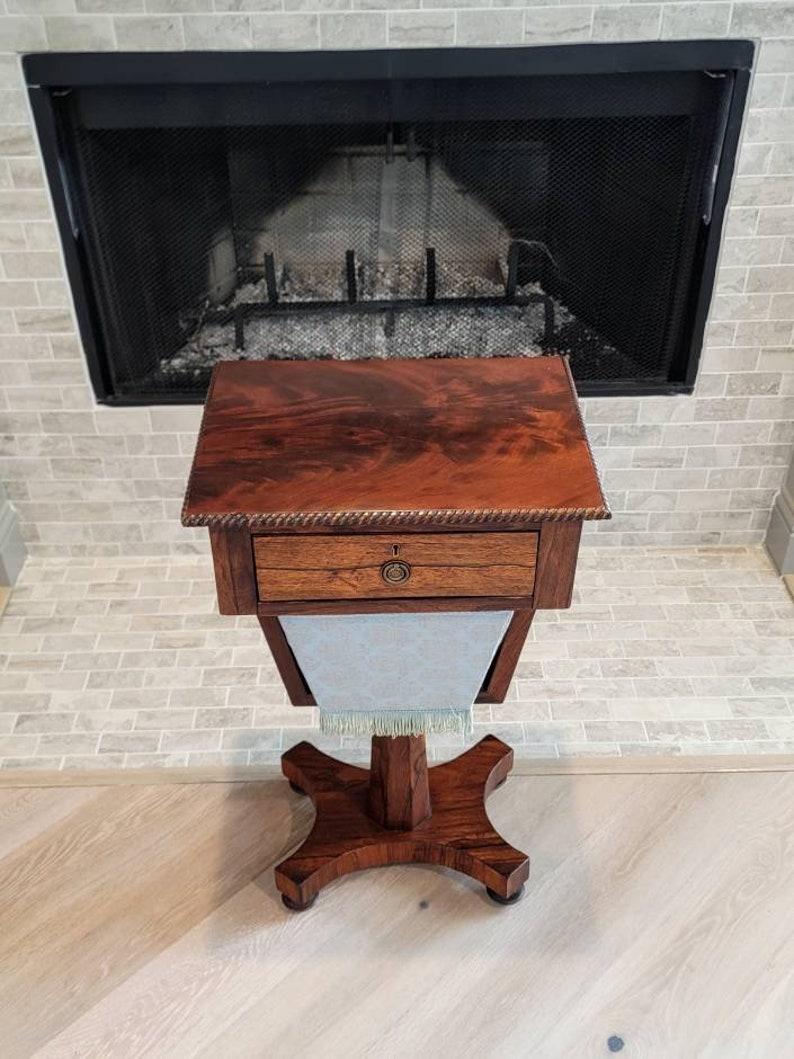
top-left (49, 90), bottom-right (80, 239)
top-left (57, 153), bottom-right (80, 240)
top-left (701, 71), bottom-right (734, 226)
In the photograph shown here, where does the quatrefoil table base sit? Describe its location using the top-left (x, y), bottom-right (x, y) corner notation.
top-left (276, 734), bottom-right (529, 911)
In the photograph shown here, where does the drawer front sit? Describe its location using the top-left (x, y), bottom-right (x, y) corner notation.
top-left (253, 532), bottom-right (538, 602)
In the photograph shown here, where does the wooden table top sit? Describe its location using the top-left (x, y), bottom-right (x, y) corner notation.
top-left (182, 356), bottom-right (609, 531)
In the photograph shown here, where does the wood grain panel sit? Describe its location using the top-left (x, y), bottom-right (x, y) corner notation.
top-left (367, 735), bottom-right (431, 831)
top-left (182, 357), bottom-right (609, 531)
top-left (476, 609), bottom-right (535, 704)
top-left (256, 595), bottom-right (540, 616)
top-left (258, 615), bottom-right (316, 707)
top-left (532, 519), bottom-right (582, 609)
top-left (254, 532), bottom-right (538, 601)
top-left (209, 527), bottom-right (257, 615)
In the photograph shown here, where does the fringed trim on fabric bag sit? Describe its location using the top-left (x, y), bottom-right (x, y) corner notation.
top-left (319, 708), bottom-right (473, 738)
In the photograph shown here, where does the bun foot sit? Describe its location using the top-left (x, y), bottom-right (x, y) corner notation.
top-left (281, 892), bottom-right (317, 913)
top-left (288, 780), bottom-right (307, 796)
top-left (486, 884), bottom-right (525, 906)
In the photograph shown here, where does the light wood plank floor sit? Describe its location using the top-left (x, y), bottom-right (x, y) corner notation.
top-left (2, 768), bottom-right (794, 1058)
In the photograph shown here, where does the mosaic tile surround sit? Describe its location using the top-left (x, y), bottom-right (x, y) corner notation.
top-left (1, 4), bottom-right (793, 770)
top-left (0, 5), bottom-right (793, 559)
top-left (1, 545), bottom-right (793, 770)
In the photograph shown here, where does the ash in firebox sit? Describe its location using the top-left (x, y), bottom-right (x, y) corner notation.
top-left (163, 261), bottom-right (590, 383)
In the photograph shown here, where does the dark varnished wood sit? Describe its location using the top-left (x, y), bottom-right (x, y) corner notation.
top-left (209, 527), bottom-right (257, 615)
top-left (254, 532), bottom-right (538, 601)
top-left (257, 615), bottom-right (315, 707)
top-left (476, 610), bottom-right (536, 704)
top-left (256, 594), bottom-right (538, 616)
top-left (182, 357), bottom-right (609, 531)
top-left (533, 520), bottom-right (583, 609)
top-left (186, 358), bottom-right (604, 908)
top-left (277, 735), bottom-right (528, 908)
top-left (367, 735), bottom-right (431, 830)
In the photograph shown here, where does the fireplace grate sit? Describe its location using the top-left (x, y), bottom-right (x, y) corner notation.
top-left (213, 245), bottom-right (556, 354)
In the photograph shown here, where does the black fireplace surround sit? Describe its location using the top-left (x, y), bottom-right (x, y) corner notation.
top-left (25, 42), bottom-right (752, 404)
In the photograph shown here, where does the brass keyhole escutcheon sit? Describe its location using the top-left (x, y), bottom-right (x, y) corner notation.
top-left (381, 559), bottom-right (411, 585)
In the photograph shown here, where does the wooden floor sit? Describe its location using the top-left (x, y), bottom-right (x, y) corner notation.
top-left (3, 767), bottom-right (794, 1057)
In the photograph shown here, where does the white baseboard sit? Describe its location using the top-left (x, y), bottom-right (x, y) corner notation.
top-left (2, 753), bottom-right (794, 788)
top-left (765, 472), bottom-right (794, 575)
top-left (0, 492), bottom-right (26, 586)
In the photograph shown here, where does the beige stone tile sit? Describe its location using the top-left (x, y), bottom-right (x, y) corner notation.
top-left (0, 755), bottom-right (63, 770)
top-left (661, 1), bottom-right (730, 38)
top-left (557, 741), bottom-right (620, 758)
top-left (79, 0), bottom-right (144, 11)
top-left (524, 6), bottom-right (592, 43)
top-left (583, 720), bottom-right (646, 743)
top-left (37, 732), bottom-right (99, 755)
top-left (251, 12), bottom-right (319, 46)
top-left (187, 750), bottom-right (249, 766)
top-left (194, 707), bottom-right (253, 729)
top-left (182, 13), bottom-right (252, 46)
top-left (73, 710), bottom-right (136, 732)
top-left (88, 670), bottom-right (144, 690)
top-left (145, 0), bottom-right (211, 10)
top-left (664, 698), bottom-right (733, 720)
top-left (143, 667), bottom-right (202, 689)
top-left (388, 10), bottom-right (452, 45)
top-left (645, 721), bottom-right (709, 744)
top-left (456, 7), bottom-right (523, 43)
top-left (114, 13), bottom-right (185, 45)
top-left (221, 728), bottom-right (281, 751)
top-left (44, 14), bottom-right (116, 47)
top-left (14, 712), bottom-right (75, 734)
top-left (168, 686), bottom-right (227, 708)
top-left (0, 548), bottom-right (792, 768)
top-left (160, 728), bottom-right (221, 752)
top-left (729, 696), bottom-right (791, 717)
top-left (609, 697), bottom-right (670, 720)
top-left (98, 731), bottom-right (160, 754)
top-left (490, 700), bottom-right (551, 723)
top-left (550, 699), bottom-right (610, 721)
top-left (319, 10), bottom-right (386, 45)
top-left (0, 692), bottom-right (51, 714)
top-left (2, 16), bottom-right (49, 49)
top-left (123, 752), bottom-right (189, 768)
top-left (521, 721), bottom-right (585, 745)
top-left (706, 719), bottom-right (772, 742)
top-left (619, 742), bottom-right (684, 757)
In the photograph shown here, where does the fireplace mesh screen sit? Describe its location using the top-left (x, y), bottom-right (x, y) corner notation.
top-left (56, 65), bottom-right (729, 400)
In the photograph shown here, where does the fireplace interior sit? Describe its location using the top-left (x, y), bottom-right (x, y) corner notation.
top-left (25, 44), bottom-right (752, 404)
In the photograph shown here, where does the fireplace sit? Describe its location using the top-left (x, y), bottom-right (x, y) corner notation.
top-left (25, 43), bottom-right (752, 405)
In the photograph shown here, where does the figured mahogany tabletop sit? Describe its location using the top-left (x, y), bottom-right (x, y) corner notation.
top-left (182, 355), bottom-right (609, 532)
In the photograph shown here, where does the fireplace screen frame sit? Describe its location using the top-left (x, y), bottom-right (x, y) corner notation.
top-left (24, 42), bottom-right (753, 405)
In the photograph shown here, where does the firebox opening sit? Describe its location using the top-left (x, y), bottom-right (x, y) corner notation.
top-left (25, 44), bottom-right (752, 404)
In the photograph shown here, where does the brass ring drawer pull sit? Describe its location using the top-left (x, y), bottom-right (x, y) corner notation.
top-left (381, 560), bottom-right (412, 585)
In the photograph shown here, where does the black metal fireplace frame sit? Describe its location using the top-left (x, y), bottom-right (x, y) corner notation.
top-left (24, 42), bottom-right (753, 405)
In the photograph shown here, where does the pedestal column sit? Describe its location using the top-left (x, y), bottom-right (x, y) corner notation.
top-left (368, 735), bottom-right (431, 830)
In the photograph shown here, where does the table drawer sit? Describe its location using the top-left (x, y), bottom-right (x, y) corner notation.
top-left (253, 532), bottom-right (538, 602)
